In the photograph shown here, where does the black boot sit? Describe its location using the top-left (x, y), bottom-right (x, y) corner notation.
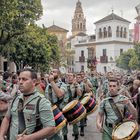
top-left (74, 135), bottom-right (78, 140)
top-left (80, 127), bottom-right (84, 136)
top-left (63, 135), bottom-right (67, 140)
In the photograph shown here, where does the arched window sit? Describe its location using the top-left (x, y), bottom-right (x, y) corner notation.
top-left (120, 27), bottom-right (123, 37)
top-left (108, 26), bottom-right (112, 37)
top-left (116, 26), bottom-right (119, 37)
top-left (77, 24), bottom-right (79, 29)
top-left (83, 24), bottom-right (85, 30)
top-left (103, 27), bottom-right (107, 38)
top-left (99, 28), bottom-right (102, 38)
top-left (80, 23), bottom-right (82, 29)
top-left (124, 28), bottom-right (127, 38)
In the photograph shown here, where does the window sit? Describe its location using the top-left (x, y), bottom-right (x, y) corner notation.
top-left (120, 27), bottom-right (123, 38)
top-left (120, 49), bottom-right (123, 54)
top-left (103, 27), bottom-right (107, 38)
top-left (80, 23), bottom-right (82, 29)
top-left (108, 26), bottom-right (112, 37)
top-left (99, 28), bottom-right (102, 38)
top-left (124, 28), bottom-right (127, 38)
top-left (103, 49), bottom-right (107, 56)
top-left (81, 65), bottom-right (84, 71)
top-left (81, 50), bottom-right (84, 57)
top-left (116, 26), bottom-right (119, 37)
top-left (104, 66), bottom-right (107, 73)
top-left (77, 24), bottom-right (79, 29)
top-left (83, 24), bottom-right (85, 30)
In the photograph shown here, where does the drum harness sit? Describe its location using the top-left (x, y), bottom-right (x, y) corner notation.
top-left (67, 84), bottom-right (77, 103)
top-left (79, 83), bottom-right (86, 100)
top-left (104, 97), bottom-right (124, 128)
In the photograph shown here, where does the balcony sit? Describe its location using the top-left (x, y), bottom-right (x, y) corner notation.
top-left (79, 56), bottom-right (85, 62)
top-left (100, 56), bottom-right (108, 63)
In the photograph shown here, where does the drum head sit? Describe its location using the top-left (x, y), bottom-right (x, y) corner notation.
top-left (62, 100), bottom-right (78, 113)
top-left (81, 96), bottom-right (90, 105)
top-left (113, 121), bottom-right (137, 139)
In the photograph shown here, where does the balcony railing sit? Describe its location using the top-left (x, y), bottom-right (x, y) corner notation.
top-left (79, 56), bottom-right (85, 62)
top-left (100, 56), bottom-right (108, 63)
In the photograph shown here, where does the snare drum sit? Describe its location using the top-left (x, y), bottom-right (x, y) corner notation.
top-left (62, 100), bottom-right (86, 125)
top-left (80, 96), bottom-right (98, 115)
top-left (112, 120), bottom-right (139, 140)
top-left (52, 105), bottom-right (67, 132)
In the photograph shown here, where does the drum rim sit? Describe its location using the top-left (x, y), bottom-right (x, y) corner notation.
top-left (112, 120), bottom-right (139, 140)
top-left (80, 96), bottom-right (90, 105)
top-left (69, 109), bottom-right (86, 125)
top-left (52, 105), bottom-right (57, 110)
top-left (86, 103), bottom-right (98, 115)
top-left (55, 119), bottom-right (67, 133)
top-left (62, 100), bottom-right (79, 113)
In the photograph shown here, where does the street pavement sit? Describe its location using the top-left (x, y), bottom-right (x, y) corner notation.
top-left (67, 109), bottom-right (102, 140)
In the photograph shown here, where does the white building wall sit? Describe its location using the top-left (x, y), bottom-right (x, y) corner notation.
top-left (74, 45), bottom-right (88, 72)
top-left (96, 43), bottom-right (133, 73)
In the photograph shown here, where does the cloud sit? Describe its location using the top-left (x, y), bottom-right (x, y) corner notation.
top-left (36, 0), bottom-right (140, 35)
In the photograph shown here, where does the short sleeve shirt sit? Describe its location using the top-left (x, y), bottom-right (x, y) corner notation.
top-left (99, 94), bottom-right (128, 124)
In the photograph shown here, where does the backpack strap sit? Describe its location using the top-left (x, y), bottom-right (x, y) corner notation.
top-left (33, 97), bottom-right (43, 132)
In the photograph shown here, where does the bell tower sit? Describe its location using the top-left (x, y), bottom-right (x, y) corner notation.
top-left (72, 0), bottom-right (86, 36)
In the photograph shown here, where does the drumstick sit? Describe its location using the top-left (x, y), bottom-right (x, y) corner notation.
top-left (20, 129), bottom-right (27, 137)
top-left (115, 96), bottom-right (136, 104)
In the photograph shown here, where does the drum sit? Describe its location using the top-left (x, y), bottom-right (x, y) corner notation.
top-left (80, 96), bottom-right (98, 115)
top-left (83, 91), bottom-right (93, 98)
top-left (112, 120), bottom-right (139, 140)
top-left (52, 105), bottom-right (67, 132)
top-left (62, 100), bottom-right (86, 125)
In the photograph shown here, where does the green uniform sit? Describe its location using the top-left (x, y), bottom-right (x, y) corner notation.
top-left (99, 94), bottom-right (128, 140)
top-left (102, 79), bottom-right (109, 98)
top-left (45, 80), bottom-right (68, 140)
top-left (62, 83), bottom-right (81, 137)
top-left (78, 82), bottom-right (86, 132)
top-left (89, 76), bottom-right (98, 97)
top-left (6, 91), bottom-right (55, 140)
top-left (45, 80), bottom-right (68, 110)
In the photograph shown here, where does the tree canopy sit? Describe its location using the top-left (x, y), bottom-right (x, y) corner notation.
top-left (116, 43), bottom-right (140, 71)
top-left (0, 0), bottom-right (61, 72)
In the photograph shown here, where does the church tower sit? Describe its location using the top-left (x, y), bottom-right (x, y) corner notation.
top-left (72, 0), bottom-right (86, 36)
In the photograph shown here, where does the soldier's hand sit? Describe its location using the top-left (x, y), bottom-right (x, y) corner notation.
top-left (73, 78), bottom-right (78, 85)
top-left (0, 135), bottom-right (5, 140)
top-left (96, 123), bottom-right (103, 133)
top-left (48, 74), bottom-right (54, 83)
top-left (16, 134), bottom-right (31, 140)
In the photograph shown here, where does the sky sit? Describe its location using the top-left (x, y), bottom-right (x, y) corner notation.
top-left (36, 0), bottom-right (140, 36)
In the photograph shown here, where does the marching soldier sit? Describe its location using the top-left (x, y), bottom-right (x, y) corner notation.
top-left (89, 70), bottom-right (99, 98)
top-left (62, 72), bottom-right (82, 140)
top-left (45, 68), bottom-right (68, 140)
top-left (76, 73), bottom-right (91, 136)
top-left (96, 78), bottom-right (137, 140)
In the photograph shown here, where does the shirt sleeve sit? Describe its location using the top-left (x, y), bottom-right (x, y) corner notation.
top-left (60, 83), bottom-right (67, 94)
top-left (39, 97), bottom-right (55, 127)
top-left (98, 100), bottom-right (105, 114)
